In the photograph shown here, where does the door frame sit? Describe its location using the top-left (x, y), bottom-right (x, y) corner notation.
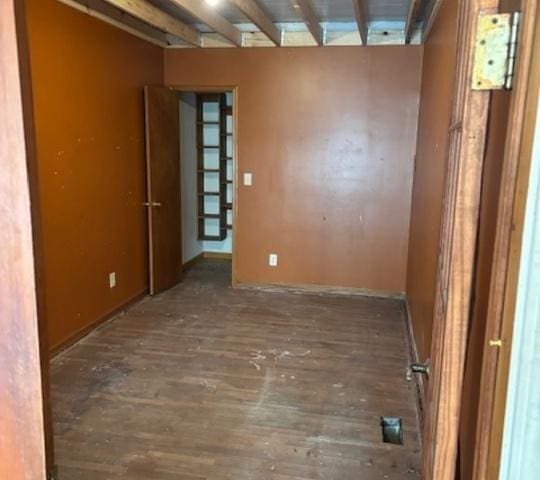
top-left (424, 1), bottom-right (539, 479)
top-left (421, 0), bottom-right (506, 478)
top-left (498, 93), bottom-right (540, 480)
top-left (171, 85), bottom-right (239, 286)
top-left (0, 0), bottom-right (49, 478)
top-left (473, 2), bottom-right (539, 477)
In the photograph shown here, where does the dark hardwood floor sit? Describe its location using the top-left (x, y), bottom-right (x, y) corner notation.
top-left (50, 259), bottom-right (421, 479)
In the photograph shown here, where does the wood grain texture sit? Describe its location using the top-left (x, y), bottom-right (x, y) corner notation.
top-left (58, 0), bottom-right (184, 47)
top-left (102, 0), bottom-right (201, 46)
top-left (458, 1), bottom-right (524, 475)
top-left (290, 0), bottom-right (324, 46)
top-left (474, 2), bottom-right (539, 478)
top-left (169, 0), bottom-right (242, 46)
top-left (421, 0), bottom-right (496, 477)
top-left (0, 0), bottom-right (47, 477)
top-left (422, 0), bottom-right (446, 43)
top-left (352, 0), bottom-right (369, 45)
top-left (458, 87), bottom-right (510, 480)
top-left (229, 0), bottom-right (282, 46)
top-left (50, 260), bottom-right (421, 479)
top-left (26, 0), bottom-right (163, 350)
top-left (404, 0), bottom-right (422, 44)
top-left (165, 47), bottom-right (423, 294)
top-left (144, 86), bottom-right (183, 295)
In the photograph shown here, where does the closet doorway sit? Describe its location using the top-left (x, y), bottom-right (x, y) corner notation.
top-left (144, 87), bottom-right (237, 293)
top-left (180, 89), bottom-right (236, 284)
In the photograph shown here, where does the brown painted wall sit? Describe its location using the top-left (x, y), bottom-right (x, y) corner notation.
top-left (165, 47), bottom-right (423, 292)
top-left (405, 0), bottom-right (459, 362)
top-left (26, 0), bottom-right (163, 349)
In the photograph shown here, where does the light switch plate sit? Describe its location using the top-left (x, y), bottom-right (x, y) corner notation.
top-left (244, 172), bottom-right (253, 186)
top-left (109, 272), bottom-right (116, 288)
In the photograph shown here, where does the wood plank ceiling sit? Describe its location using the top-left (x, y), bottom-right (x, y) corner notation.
top-left (59, 0), bottom-right (439, 48)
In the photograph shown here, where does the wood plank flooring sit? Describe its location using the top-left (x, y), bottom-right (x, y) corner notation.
top-left (50, 260), bottom-right (421, 479)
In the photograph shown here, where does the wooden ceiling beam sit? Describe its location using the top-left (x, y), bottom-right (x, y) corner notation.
top-left (290, 0), bottom-right (324, 46)
top-left (404, 0), bottom-right (421, 44)
top-left (352, 0), bottom-right (369, 45)
top-left (422, 0), bottom-right (444, 43)
top-left (228, 0), bottom-right (281, 46)
top-left (59, 0), bottom-right (187, 47)
top-left (101, 0), bottom-right (201, 46)
top-left (168, 0), bottom-right (243, 46)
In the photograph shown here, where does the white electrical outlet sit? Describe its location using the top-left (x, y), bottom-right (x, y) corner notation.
top-left (244, 172), bottom-right (253, 186)
top-left (269, 253), bottom-right (278, 267)
top-left (109, 272), bottom-right (116, 288)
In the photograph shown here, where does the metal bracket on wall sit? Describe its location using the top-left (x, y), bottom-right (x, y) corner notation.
top-left (472, 12), bottom-right (521, 90)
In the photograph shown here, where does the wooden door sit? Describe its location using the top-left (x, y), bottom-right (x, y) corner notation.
top-left (419, 2), bottom-right (504, 478)
top-left (144, 86), bottom-right (182, 295)
top-left (472, 2), bottom-right (539, 477)
top-left (422, 2), bottom-right (538, 480)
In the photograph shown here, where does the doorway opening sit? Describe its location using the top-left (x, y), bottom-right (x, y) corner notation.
top-left (180, 91), bottom-right (235, 282)
top-left (144, 87), bottom-right (237, 295)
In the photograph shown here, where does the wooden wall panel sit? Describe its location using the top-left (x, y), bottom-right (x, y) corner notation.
top-left (405, 0), bottom-right (459, 362)
top-left (165, 47), bottom-right (423, 293)
top-left (25, 0), bottom-right (164, 349)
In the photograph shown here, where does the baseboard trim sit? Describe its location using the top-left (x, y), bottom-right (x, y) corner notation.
top-left (182, 252), bottom-right (204, 271)
top-left (403, 299), bottom-right (425, 430)
top-left (203, 252), bottom-right (232, 260)
top-left (182, 252), bottom-right (232, 271)
top-left (235, 281), bottom-right (405, 300)
top-left (50, 288), bottom-right (148, 358)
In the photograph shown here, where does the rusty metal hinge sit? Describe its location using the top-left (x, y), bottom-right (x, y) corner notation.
top-left (472, 12), bottom-right (521, 90)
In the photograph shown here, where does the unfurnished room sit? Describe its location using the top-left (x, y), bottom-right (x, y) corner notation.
top-left (1, 1), bottom-right (540, 480)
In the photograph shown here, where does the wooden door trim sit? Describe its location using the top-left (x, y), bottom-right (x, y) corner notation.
top-left (474, 3), bottom-right (539, 478)
top-left (0, 0), bottom-right (48, 478)
top-left (143, 86), bottom-right (156, 295)
top-left (422, 0), bottom-right (499, 478)
top-left (19, 3), bottom-right (56, 474)
top-left (171, 85), bottom-right (239, 286)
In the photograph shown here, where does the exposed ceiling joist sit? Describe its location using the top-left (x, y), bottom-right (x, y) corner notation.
top-left (404, 0), bottom-right (421, 44)
top-left (58, 0), bottom-right (186, 47)
top-left (228, 0), bottom-right (281, 46)
top-left (169, 0), bottom-right (243, 46)
top-left (351, 0), bottom-right (368, 45)
top-left (101, 0), bottom-right (200, 46)
top-left (422, 0), bottom-right (444, 43)
top-left (57, 0), bottom-right (433, 48)
top-left (289, 0), bottom-right (324, 46)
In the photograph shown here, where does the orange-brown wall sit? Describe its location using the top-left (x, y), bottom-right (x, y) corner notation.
top-left (26, 0), bottom-right (163, 349)
top-left (165, 47), bottom-right (423, 292)
top-left (406, 0), bottom-right (459, 362)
